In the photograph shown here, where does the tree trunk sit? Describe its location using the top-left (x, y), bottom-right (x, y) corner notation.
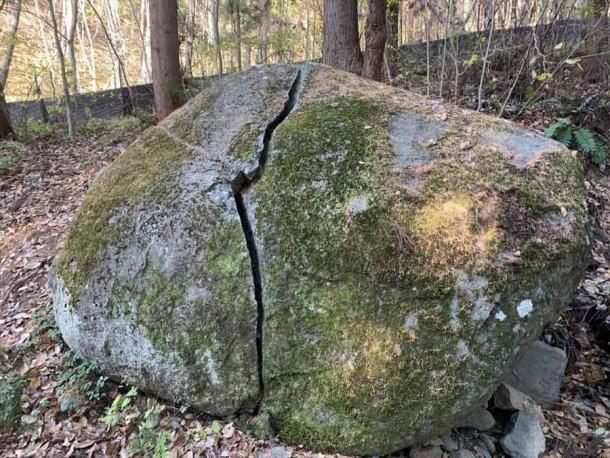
top-left (129, 0), bottom-right (151, 83)
top-left (385, 0), bottom-right (399, 79)
top-left (79, 0), bottom-right (97, 89)
top-left (231, 0), bottom-right (242, 71)
top-left (0, 93), bottom-right (13, 139)
top-left (184, 0), bottom-right (196, 78)
top-left (362, 0), bottom-right (387, 80)
top-left (150, 0), bottom-right (183, 120)
top-left (208, 0), bottom-right (223, 75)
top-left (0, 0), bottom-right (22, 89)
top-left (0, 0), bottom-right (20, 138)
top-left (322, 0), bottom-right (362, 74)
top-left (244, 44), bottom-right (251, 68)
top-left (103, 0), bottom-right (123, 87)
top-left (47, 0), bottom-right (75, 138)
top-left (34, 73), bottom-right (49, 122)
top-left (584, 0), bottom-right (608, 53)
top-left (63, 0), bottom-right (79, 91)
top-left (257, 0), bottom-right (270, 63)
top-left (140, 0), bottom-right (151, 82)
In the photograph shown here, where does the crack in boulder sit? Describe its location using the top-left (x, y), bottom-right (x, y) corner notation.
top-left (231, 68), bottom-right (304, 413)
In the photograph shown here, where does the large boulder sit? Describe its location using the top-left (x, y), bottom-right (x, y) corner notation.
top-left (51, 63), bottom-right (590, 455)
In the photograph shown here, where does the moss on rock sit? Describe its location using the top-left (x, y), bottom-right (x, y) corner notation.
top-left (55, 126), bottom-right (192, 301)
top-left (51, 64), bottom-right (303, 417)
top-left (250, 66), bottom-right (590, 455)
top-left (51, 63), bottom-right (589, 455)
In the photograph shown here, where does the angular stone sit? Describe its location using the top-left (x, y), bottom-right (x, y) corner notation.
top-left (454, 407), bottom-right (496, 431)
top-left (440, 431), bottom-right (459, 452)
top-left (450, 451), bottom-right (475, 458)
top-left (505, 340), bottom-right (567, 406)
top-left (500, 412), bottom-right (545, 458)
top-left (256, 446), bottom-right (293, 458)
top-left (410, 445), bottom-right (446, 458)
top-left (493, 383), bottom-right (544, 422)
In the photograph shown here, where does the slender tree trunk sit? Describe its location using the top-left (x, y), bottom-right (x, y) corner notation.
top-left (86, 0), bottom-right (132, 91)
top-left (63, 0), bottom-right (79, 91)
top-left (209, 0), bottom-right (223, 75)
top-left (150, 0), bottom-right (184, 120)
top-left (48, 0), bottom-right (75, 138)
top-left (0, 0), bottom-right (17, 138)
top-left (140, 0), bottom-right (151, 82)
top-left (322, 0), bottom-right (362, 74)
top-left (104, 0), bottom-right (123, 87)
top-left (0, 0), bottom-right (22, 89)
top-left (257, 0), bottom-right (270, 63)
top-left (184, 0), bottom-right (196, 77)
top-left (385, 0), bottom-right (399, 79)
top-left (0, 94), bottom-right (13, 139)
top-left (424, 0), bottom-right (431, 96)
top-left (477, 0), bottom-right (494, 111)
top-left (232, 0), bottom-right (242, 71)
top-left (363, 0), bottom-right (387, 81)
top-left (585, 0), bottom-right (608, 53)
top-left (34, 73), bottom-right (49, 122)
top-left (79, 0), bottom-right (97, 89)
top-left (304, 1), bottom-right (310, 60)
top-left (34, 0), bottom-right (55, 74)
top-left (244, 44), bottom-right (251, 68)
top-left (128, 0), bottom-right (151, 82)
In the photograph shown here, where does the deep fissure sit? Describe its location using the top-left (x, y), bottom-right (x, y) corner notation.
top-left (232, 68), bottom-right (303, 414)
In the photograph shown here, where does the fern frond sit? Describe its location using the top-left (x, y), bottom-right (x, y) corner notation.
top-left (545, 118), bottom-right (570, 142)
top-left (574, 128), bottom-right (608, 165)
top-left (556, 127), bottom-right (574, 147)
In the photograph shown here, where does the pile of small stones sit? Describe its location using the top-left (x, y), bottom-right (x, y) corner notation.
top-left (409, 340), bottom-right (568, 458)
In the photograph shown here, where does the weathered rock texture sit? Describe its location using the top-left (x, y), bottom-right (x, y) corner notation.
top-left (51, 63), bottom-right (590, 455)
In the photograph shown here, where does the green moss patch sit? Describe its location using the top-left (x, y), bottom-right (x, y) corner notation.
top-left (253, 90), bottom-right (589, 454)
top-left (55, 127), bottom-right (192, 301)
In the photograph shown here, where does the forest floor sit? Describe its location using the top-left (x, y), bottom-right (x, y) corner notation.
top-left (0, 77), bottom-right (610, 457)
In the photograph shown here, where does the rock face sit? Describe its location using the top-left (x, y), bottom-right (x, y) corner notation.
top-left (505, 340), bottom-right (568, 406)
top-left (51, 63), bottom-right (590, 455)
top-left (501, 412), bottom-right (545, 458)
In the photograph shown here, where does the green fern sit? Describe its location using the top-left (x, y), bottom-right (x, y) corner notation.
top-left (545, 118), bottom-right (571, 144)
top-left (555, 126), bottom-right (574, 147)
top-left (546, 118), bottom-right (608, 165)
top-left (574, 128), bottom-right (608, 165)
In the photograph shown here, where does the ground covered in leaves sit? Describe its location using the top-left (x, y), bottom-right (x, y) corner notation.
top-left (0, 106), bottom-right (609, 457)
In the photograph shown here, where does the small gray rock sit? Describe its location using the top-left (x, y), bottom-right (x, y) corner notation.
top-left (505, 341), bottom-right (567, 406)
top-left (493, 383), bottom-right (544, 422)
top-left (440, 431), bottom-right (459, 452)
top-left (410, 444), bottom-right (446, 458)
top-left (473, 435), bottom-right (496, 458)
top-left (256, 446), bottom-right (292, 458)
top-left (450, 451), bottom-right (475, 458)
top-left (244, 411), bottom-right (275, 439)
top-left (58, 387), bottom-right (86, 413)
top-left (454, 407), bottom-right (496, 431)
top-left (501, 412), bottom-right (545, 458)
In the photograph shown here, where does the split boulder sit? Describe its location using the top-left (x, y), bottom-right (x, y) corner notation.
top-left (51, 63), bottom-right (589, 455)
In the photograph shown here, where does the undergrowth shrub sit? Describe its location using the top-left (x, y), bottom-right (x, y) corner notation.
top-left (128, 404), bottom-right (170, 458)
top-left (0, 375), bottom-right (26, 436)
top-left (57, 350), bottom-right (108, 402)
